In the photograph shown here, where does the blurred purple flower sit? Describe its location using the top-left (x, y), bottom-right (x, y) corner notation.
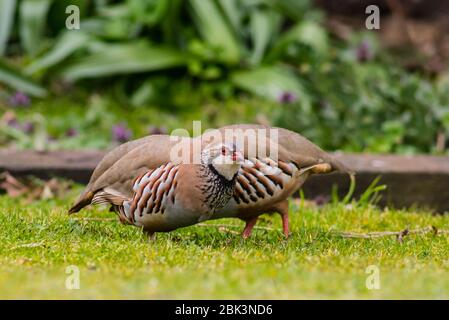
top-left (313, 195), bottom-right (330, 206)
top-left (65, 127), bottom-right (78, 137)
top-left (22, 121), bottom-right (34, 134)
top-left (112, 123), bottom-right (132, 143)
top-left (6, 118), bottom-right (20, 129)
top-left (356, 40), bottom-right (373, 62)
top-left (278, 91), bottom-right (297, 104)
top-left (148, 126), bottom-right (168, 135)
top-left (8, 92), bottom-right (30, 107)
top-left (7, 118), bottom-right (34, 134)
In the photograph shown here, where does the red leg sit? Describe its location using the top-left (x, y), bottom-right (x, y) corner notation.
top-left (274, 200), bottom-right (290, 238)
top-left (281, 211), bottom-right (289, 238)
top-left (242, 217), bottom-right (258, 239)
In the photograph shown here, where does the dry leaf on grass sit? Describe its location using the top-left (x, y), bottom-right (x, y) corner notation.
top-left (0, 172), bottom-right (29, 197)
top-left (0, 172), bottom-right (73, 202)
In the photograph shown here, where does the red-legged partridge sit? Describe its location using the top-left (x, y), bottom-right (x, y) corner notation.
top-left (69, 124), bottom-right (353, 238)
top-left (205, 124), bottom-right (354, 238)
top-left (69, 138), bottom-right (244, 237)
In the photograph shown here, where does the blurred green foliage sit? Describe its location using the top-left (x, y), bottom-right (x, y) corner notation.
top-left (1, 0), bottom-right (449, 154)
top-left (1, 0), bottom-right (316, 100)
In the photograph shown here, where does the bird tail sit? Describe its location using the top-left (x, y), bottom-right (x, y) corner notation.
top-left (68, 190), bottom-right (94, 214)
top-left (328, 156), bottom-right (355, 176)
top-left (328, 156), bottom-right (356, 203)
top-left (299, 154), bottom-right (355, 176)
top-left (68, 186), bottom-right (128, 215)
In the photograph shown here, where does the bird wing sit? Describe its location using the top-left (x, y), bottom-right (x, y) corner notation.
top-left (216, 124), bottom-right (353, 174)
top-left (87, 134), bottom-right (170, 188)
top-left (68, 135), bottom-right (192, 213)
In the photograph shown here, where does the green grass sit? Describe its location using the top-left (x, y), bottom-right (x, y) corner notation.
top-left (0, 191), bottom-right (448, 299)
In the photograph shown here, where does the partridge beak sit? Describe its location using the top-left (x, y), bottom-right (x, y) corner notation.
top-left (232, 151), bottom-right (244, 163)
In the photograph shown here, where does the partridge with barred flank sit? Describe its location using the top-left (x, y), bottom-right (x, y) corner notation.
top-left (208, 124), bottom-right (354, 238)
top-left (69, 140), bottom-right (244, 237)
top-left (69, 124), bottom-right (353, 238)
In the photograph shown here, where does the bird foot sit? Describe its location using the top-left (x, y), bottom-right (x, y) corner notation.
top-left (242, 217), bottom-right (258, 239)
top-left (144, 230), bottom-right (156, 242)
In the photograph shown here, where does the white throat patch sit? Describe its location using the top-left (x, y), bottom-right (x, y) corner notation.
top-left (211, 157), bottom-right (241, 180)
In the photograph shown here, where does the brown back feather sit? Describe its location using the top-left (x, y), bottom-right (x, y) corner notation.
top-left (68, 135), bottom-right (185, 213)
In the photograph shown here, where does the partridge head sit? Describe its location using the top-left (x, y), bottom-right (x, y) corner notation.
top-left (201, 142), bottom-right (244, 180)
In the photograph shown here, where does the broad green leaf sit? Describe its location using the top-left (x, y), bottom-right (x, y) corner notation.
top-left (217, 0), bottom-right (243, 36)
top-left (0, 0), bottom-right (16, 56)
top-left (19, 0), bottom-right (52, 56)
top-left (130, 81), bottom-right (156, 107)
top-left (25, 31), bottom-right (90, 75)
top-left (275, 0), bottom-right (311, 21)
top-left (231, 65), bottom-right (306, 101)
top-left (128, 0), bottom-right (170, 26)
top-left (249, 10), bottom-right (281, 65)
top-left (94, 0), bottom-right (109, 10)
top-left (267, 20), bottom-right (328, 61)
top-left (285, 20), bottom-right (328, 54)
top-left (295, 20), bottom-right (328, 54)
top-left (189, 0), bottom-right (240, 64)
top-left (0, 58), bottom-right (47, 97)
top-left (97, 3), bottom-right (129, 17)
top-left (160, 0), bottom-right (183, 45)
top-left (59, 42), bottom-right (186, 81)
